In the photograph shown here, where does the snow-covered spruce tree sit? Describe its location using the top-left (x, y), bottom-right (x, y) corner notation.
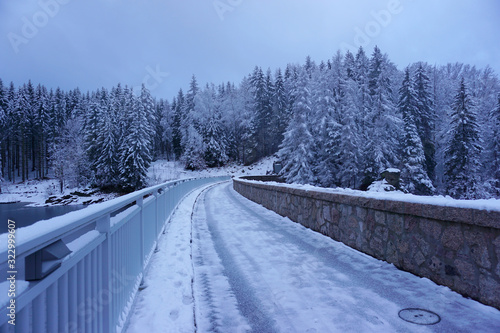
top-left (157, 99), bottom-right (174, 159)
top-left (50, 116), bottom-right (85, 193)
top-left (250, 66), bottom-right (274, 158)
top-left (203, 111), bottom-right (228, 167)
top-left (181, 79), bottom-right (207, 170)
top-left (90, 88), bottom-right (121, 188)
top-left (182, 123), bottom-right (206, 170)
top-left (118, 85), bottom-right (153, 191)
top-left (337, 57), bottom-right (363, 189)
top-left (444, 78), bottom-right (483, 199)
top-left (12, 83), bottom-right (32, 182)
top-left (0, 79), bottom-right (5, 191)
top-left (95, 104), bottom-right (119, 188)
top-left (487, 93), bottom-right (500, 196)
top-left (273, 68), bottom-right (289, 147)
top-left (194, 85), bottom-right (229, 167)
top-left (83, 92), bottom-right (103, 182)
top-left (49, 87), bottom-right (67, 140)
top-left (34, 84), bottom-right (50, 179)
top-left (231, 77), bottom-right (257, 165)
top-left (172, 89), bottom-right (185, 159)
top-left (398, 68), bottom-right (434, 195)
top-left (413, 63), bottom-right (436, 182)
top-left (181, 76), bottom-right (206, 169)
top-left (218, 82), bottom-right (237, 161)
top-left (279, 68), bottom-right (317, 184)
top-left (362, 46), bottom-right (401, 188)
top-left (312, 53), bottom-right (341, 187)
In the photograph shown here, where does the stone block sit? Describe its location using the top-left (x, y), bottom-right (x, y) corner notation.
top-left (494, 236), bottom-right (500, 262)
top-left (386, 240), bottom-right (398, 264)
top-left (355, 196), bottom-right (371, 208)
top-left (473, 210), bottom-right (500, 229)
top-left (330, 225), bottom-right (340, 241)
top-left (455, 259), bottom-right (476, 282)
top-left (348, 215), bottom-right (358, 229)
top-left (370, 237), bottom-right (384, 257)
top-left (453, 280), bottom-right (479, 300)
top-left (365, 211), bottom-right (375, 230)
top-left (381, 226), bottom-right (389, 242)
top-left (322, 204), bottom-right (332, 222)
top-left (479, 274), bottom-right (500, 308)
top-left (367, 198), bottom-right (385, 211)
top-left (447, 207), bottom-right (474, 224)
top-left (398, 239), bottom-right (409, 254)
top-left (421, 204), bottom-right (447, 221)
top-left (429, 256), bottom-right (443, 273)
top-left (386, 213), bottom-right (403, 235)
top-left (331, 206), bottom-right (340, 225)
top-left (415, 234), bottom-right (431, 256)
top-left (404, 215), bottom-right (419, 232)
top-left (464, 227), bottom-right (488, 247)
top-left (420, 219), bottom-right (443, 239)
top-left (404, 202), bottom-right (422, 216)
top-left (442, 225), bottom-right (464, 251)
top-left (470, 245), bottom-right (491, 269)
top-left (374, 210), bottom-right (386, 225)
top-left (356, 206), bottom-right (368, 221)
top-left (414, 251), bottom-right (426, 267)
top-left (320, 223), bottom-right (329, 236)
top-left (385, 200), bottom-right (405, 214)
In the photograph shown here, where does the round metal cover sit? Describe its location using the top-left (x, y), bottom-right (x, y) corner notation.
top-left (398, 308), bottom-right (441, 325)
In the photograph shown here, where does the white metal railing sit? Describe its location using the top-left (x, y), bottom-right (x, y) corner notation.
top-left (0, 176), bottom-right (229, 332)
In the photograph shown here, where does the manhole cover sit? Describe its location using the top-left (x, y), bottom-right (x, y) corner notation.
top-left (398, 308), bottom-right (441, 325)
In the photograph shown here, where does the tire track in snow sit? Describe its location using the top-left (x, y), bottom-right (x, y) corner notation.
top-left (192, 184), bottom-right (279, 333)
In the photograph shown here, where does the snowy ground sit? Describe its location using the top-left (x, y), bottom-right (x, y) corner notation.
top-left (147, 157), bottom-right (276, 185)
top-left (0, 157), bottom-right (276, 207)
top-left (0, 178), bottom-right (117, 207)
top-left (125, 182), bottom-right (500, 333)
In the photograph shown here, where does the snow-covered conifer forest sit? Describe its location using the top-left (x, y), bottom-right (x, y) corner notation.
top-left (1, 47), bottom-right (499, 198)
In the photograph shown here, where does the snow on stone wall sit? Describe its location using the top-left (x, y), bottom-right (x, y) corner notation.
top-left (233, 177), bottom-right (500, 310)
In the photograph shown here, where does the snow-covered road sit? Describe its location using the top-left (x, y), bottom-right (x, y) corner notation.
top-left (126, 182), bottom-right (500, 333)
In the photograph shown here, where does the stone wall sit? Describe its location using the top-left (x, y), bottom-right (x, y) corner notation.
top-left (233, 177), bottom-right (500, 309)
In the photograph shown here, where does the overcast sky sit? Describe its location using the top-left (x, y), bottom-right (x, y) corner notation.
top-left (1, 0), bottom-right (499, 99)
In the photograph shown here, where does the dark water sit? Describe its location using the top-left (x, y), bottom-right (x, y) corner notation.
top-left (0, 202), bottom-right (86, 234)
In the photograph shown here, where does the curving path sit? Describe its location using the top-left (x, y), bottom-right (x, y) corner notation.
top-left (126, 182), bottom-right (500, 333)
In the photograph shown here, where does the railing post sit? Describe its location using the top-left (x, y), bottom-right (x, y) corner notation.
top-left (96, 213), bottom-right (112, 333)
top-left (137, 196), bottom-right (146, 289)
top-left (154, 191), bottom-right (160, 252)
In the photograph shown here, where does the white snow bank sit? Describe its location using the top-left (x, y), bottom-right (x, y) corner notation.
top-left (147, 156), bottom-right (276, 185)
top-left (238, 179), bottom-right (500, 212)
top-left (0, 178), bottom-right (116, 207)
